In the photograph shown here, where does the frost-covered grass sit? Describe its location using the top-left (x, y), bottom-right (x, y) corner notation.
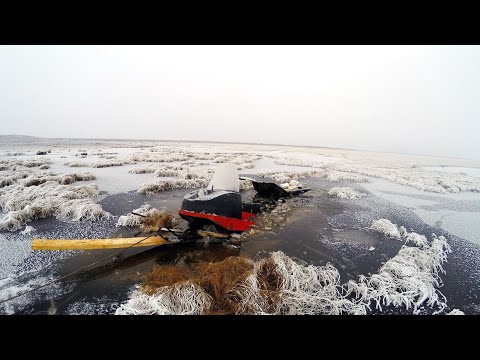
top-left (322, 170), bottom-right (368, 183)
top-left (65, 161), bottom-right (90, 167)
top-left (129, 165), bottom-right (209, 178)
top-left (0, 158), bottom-right (51, 169)
top-left (404, 232), bottom-right (429, 248)
top-left (92, 152), bottom-right (118, 156)
top-left (256, 168), bottom-right (368, 184)
top-left (132, 163), bottom-right (214, 194)
top-left (116, 228), bottom-right (453, 315)
top-left (128, 153), bottom-right (190, 163)
top-left (126, 144), bottom-right (475, 197)
top-left (154, 169), bottom-right (183, 178)
top-left (129, 167), bottom-right (157, 174)
top-left (237, 162), bottom-right (254, 170)
top-left (333, 163), bottom-right (480, 193)
top-left (23, 173), bottom-right (95, 187)
top-left (116, 204), bottom-right (155, 227)
top-left (65, 160), bottom-right (127, 168)
top-left (127, 150), bottom-right (260, 169)
top-left (234, 252), bottom-right (364, 315)
top-left (116, 204), bottom-right (174, 231)
top-left (274, 158), bottom-right (323, 168)
top-left (4, 140), bottom-right (480, 196)
top-left (328, 187), bottom-right (366, 200)
top-left (256, 149), bottom-right (480, 193)
top-left (138, 178), bottom-right (210, 194)
top-left (0, 160), bottom-right (92, 189)
top-left (256, 170), bottom-right (320, 184)
top-left (116, 283), bottom-right (211, 315)
top-left (345, 234), bottom-right (451, 313)
top-left (371, 219), bottom-right (432, 249)
top-left (371, 219), bottom-right (402, 239)
top-left (0, 170), bottom-right (33, 188)
top-left (0, 181), bottom-right (111, 232)
top-left (116, 252), bottom-right (362, 315)
top-left (91, 160), bottom-right (128, 168)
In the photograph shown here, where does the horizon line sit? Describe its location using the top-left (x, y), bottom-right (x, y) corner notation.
top-left (1, 133), bottom-right (477, 162)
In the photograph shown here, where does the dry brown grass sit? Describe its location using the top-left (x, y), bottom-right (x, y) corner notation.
top-left (141, 211), bottom-right (174, 232)
top-left (143, 266), bottom-right (191, 294)
top-left (255, 257), bottom-right (283, 312)
top-left (142, 256), bottom-right (259, 314)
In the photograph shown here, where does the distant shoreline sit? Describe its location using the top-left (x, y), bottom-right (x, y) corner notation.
top-left (0, 134), bottom-right (476, 162)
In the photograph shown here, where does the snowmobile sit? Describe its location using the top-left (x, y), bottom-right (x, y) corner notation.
top-left (178, 164), bottom-right (259, 232)
top-left (31, 164), bottom-right (311, 251)
top-left (178, 163), bottom-right (310, 232)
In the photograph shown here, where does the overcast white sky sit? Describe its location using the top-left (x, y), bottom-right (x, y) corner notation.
top-left (0, 45), bottom-right (479, 159)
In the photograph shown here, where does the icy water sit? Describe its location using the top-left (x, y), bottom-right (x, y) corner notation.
top-left (2, 178), bottom-right (479, 314)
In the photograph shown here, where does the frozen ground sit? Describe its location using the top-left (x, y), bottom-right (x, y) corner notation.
top-left (0, 136), bottom-right (479, 314)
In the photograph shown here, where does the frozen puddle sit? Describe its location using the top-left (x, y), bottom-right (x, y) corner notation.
top-left (363, 178), bottom-right (480, 245)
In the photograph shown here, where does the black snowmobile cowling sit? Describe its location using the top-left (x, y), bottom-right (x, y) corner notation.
top-left (240, 177), bottom-right (311, 199)
top-left (181, 190), bottom-right (243, 219)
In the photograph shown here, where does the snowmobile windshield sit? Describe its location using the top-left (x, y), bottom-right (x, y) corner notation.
top-left (207, 163), bottom-right (240, 192)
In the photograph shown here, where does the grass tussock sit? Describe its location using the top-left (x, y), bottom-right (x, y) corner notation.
top-left (328, 186), bottom-right (366, 200)
top-left (0, 182), bottom-right (110, 231)
top-left (116, 204), bottom-right (174, 231)
top-left (91, 160), bottom-right (126, 168)
top-left (116, 252), bottom-right (360, 315)
top-left (65, 161), bottom-right (90, 167)
top-left (141, 257), bottom-right (254, 314)
top-left (137, 178), bottom-right (209, 194)
top-left (23, 173), bottom-right (96, 187)
top-left (142, 211), bottom-right (174, 232)
top-left (117, 224), bottom-right (454, 315)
